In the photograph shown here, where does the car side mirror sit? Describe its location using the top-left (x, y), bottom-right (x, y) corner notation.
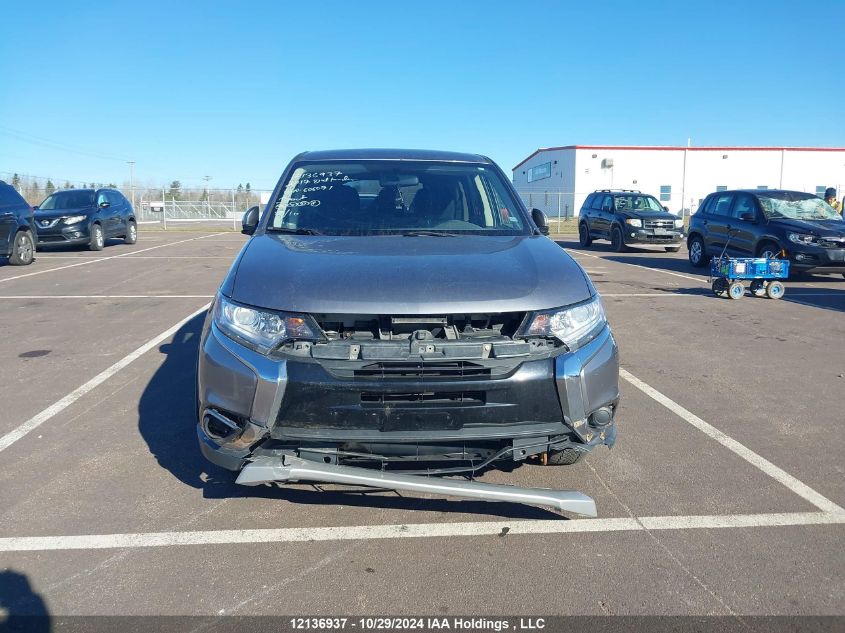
top-left (32, 205), bottom-right (38, 210)
top-left (739, 212), bottom-right (756, 222)
top-left (663, 205), bottom-right (670, 212)
top-left (242, 206), bottom-right (260, 235)
top-left (99, 201), bottom-right (110, 208)
top-left (531, 208), bottom-right (549, 236)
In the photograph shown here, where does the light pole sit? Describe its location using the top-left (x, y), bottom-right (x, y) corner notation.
top-left (203, 175), bottom-right (212, 216)
top-left (127, 160), bottom-right (136, 209)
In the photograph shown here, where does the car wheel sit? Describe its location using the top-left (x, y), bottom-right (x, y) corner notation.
top-left (124, 220), bottom-right (137, 245)
top-left (89, 224), bottom-right (104, 251)
top-left (611, 226), bottom-right (627, 252)
top-left (578, 222), bottom-right (592, 247)
top-left (8, 230), bottom-right (35, 266)
top-left (665, 246), bottom-right (681, 253)
top-left (766, 280), bottom-right (785, 299)
top-left (757, 242), bottom-right (780, 260)
top-left (547, 447), bottom-right (582, 466)
top-left (688, 235), bottom-right (706, 267)
top-left (749, 280), bottom-right (767, 297)
top-left (728, 281), bottom-right (745, 300)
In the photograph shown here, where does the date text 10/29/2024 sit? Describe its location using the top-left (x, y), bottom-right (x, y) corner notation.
top-left (290, 618), bottom-right (547, 631)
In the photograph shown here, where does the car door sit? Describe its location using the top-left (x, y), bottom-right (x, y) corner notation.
top-left (0, 183), bottom-right (18, 253)
top-left (704, 193), bottom-right (734, 256)
top-left (109, 191), bottom-right (128, 236)
top-left (594, 194), bottom-right (614, 237)
top-left (728, 193), bottom-right (759, 256)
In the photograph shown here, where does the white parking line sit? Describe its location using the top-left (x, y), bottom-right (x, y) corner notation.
top-left (0, 233), bottom-right (223, 284)
top-left (35, 255), bottom-right (235, 260)
top-left (620, 369), bottom-right (845, 515)
top-left (0, 511), bottom-right (841, 553)
top-left (0, 295), bottom-right (214, 299)
top-left (0, 303), bottom-right (211, 454)
top-left (571, 250), bottom-right (708, 284)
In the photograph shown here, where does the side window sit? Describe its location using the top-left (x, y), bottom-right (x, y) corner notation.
top-left (711, 194), bottom-right (734, 217)
top-left (732, 194), bottom-right (756, 220)
top-left (582, 194), bottom-right (595, 210)
top-left (96, 191), bottom-right (108, 207)
top-left (600, 195), bottom-right (613, 211)
top-left (0, 184), bottom-right (23, 212)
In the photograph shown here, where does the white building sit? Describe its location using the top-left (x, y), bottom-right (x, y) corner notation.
top-left (511, 145), bottom-right (845, 218)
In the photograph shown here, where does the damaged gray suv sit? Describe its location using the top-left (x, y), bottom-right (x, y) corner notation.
top-left (196, 149), bottom-right (619, 516)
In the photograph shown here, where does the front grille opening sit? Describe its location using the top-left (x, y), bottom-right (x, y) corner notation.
top-left (314, 312), bottom-right (526, 341)
top-left (360, 391), bottom-right (485, 406)
top-left (354, 361), bottom-right (491, 379)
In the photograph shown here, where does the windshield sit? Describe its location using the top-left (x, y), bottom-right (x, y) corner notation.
top-left (757, 192), bottom-right (843, 221)
top-left (614, 195), bottom-right (665, 213)
top-left (267, 161), bottom-right (528, 235)
top-left (39, 191), bottom-right (95, 210)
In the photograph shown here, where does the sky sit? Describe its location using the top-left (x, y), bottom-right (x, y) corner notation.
top-left (1, 0), bottom-right (843, 192)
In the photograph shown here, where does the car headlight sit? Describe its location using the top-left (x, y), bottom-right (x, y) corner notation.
top-left (787, 232), bottom-right (816, 245)
top-left (674, 218), bottom-right (684, 228)
top-left (63, 215), bottom-right (87, 224)
top-left (524, 295), bottom-right (607, 349)
top-left (625, 219), bottom-right (642, 228)
top-left (213, 294), bottom-right (320, 353)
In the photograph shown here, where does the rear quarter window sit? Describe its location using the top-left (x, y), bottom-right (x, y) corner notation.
top-left (0, 184), bottom-right (27, 213)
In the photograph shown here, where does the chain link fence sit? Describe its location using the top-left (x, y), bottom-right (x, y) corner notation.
top-left (132, 188), bottom-right (271, 230)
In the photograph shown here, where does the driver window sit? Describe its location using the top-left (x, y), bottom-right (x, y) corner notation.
top-left (96, 192), bottom-right (108, 207)
top-left (601, 195), bottom-right (613, 211)
top-left (732, 194), bottom-right (755, 220)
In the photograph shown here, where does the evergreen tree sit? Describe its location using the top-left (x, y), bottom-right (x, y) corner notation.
top-left (168, 180), bottom-right (182, 199)
top-left (45, 180), bottom-right (56, 195)
top-left (12, 173), bottom-right (21, 189)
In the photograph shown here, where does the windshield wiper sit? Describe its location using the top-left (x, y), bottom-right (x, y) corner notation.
top-left (400, 230), bottom-right (457, 237)
top-left (266, 227), bottom-right (322, 235)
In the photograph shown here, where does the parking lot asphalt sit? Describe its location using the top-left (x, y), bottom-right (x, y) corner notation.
top-left (0, 230), bottom-right (843, 617)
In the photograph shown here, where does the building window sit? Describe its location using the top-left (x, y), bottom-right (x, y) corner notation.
top-left (659, 185), bottom-right (671, 202)
top-left (816, 186), bottom-right (827, 197)
top-left (527, 162), bottom-right (552, 183)
top-left (716, 185), bottom-right (727, 192)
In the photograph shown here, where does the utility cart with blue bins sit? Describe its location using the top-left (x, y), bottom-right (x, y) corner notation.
top-left (710, 257), bottom-right (790, 300)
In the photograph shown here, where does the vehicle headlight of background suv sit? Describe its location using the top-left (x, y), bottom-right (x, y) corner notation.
top-left (213, 294), bottom-right (320, 354)
top-left (625, 219), bottom-right (642, 227)
top-left (63, 215), bottom-right (87, 224)
top-left (787, 232), bottom-right (817, 246)
top-left (524, 295), bottom-right (607, 350)
top-left (674, 218), bottom-right (684, 229)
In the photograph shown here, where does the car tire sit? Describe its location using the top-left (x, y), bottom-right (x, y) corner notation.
top-left (547, 447), bottom-right (582, 466)
top-left (611, 226), bottom-right (627, 252)
top-left (8, 230), bottom-right (35, 266)
top-left (124, 220), bottom-right (137, 245)
top-left (665, 246), bottom-right (681, 253)
top-left (756, 241), bottom-right (780, 260)
top-left (89, 224), bottom-right (104, 251)
top-left (728, 281), bottom-right (745, 300)
top-left (578, 222), bottom-right (592, 247)
top-left (766, 280), bottom-right (785, 299)
top-left (688, 235), bottom-right (707, 267)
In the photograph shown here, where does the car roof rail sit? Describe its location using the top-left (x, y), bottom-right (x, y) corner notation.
top-left (595, 189), bottom-right (642, 193)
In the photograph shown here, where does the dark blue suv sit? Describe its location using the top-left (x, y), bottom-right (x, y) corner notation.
top-left (0, 180), bottom-right (37, 266)
top-left (687, 189), bottom-right (845, 277)
top-left (35, 188), bottom-right (137, 251)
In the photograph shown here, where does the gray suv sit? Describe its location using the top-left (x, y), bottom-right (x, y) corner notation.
top-left (196, 149), bottom-right (619, 515)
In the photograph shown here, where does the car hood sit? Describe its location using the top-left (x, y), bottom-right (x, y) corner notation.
top-left (625, 211), bottom-right (678, 221)
top-left (768, 218), bottom-right (845, 236)
top-left (34, 208), bottom-right (94, 220)
top-left (225, 234), bottom-right (594, 314)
